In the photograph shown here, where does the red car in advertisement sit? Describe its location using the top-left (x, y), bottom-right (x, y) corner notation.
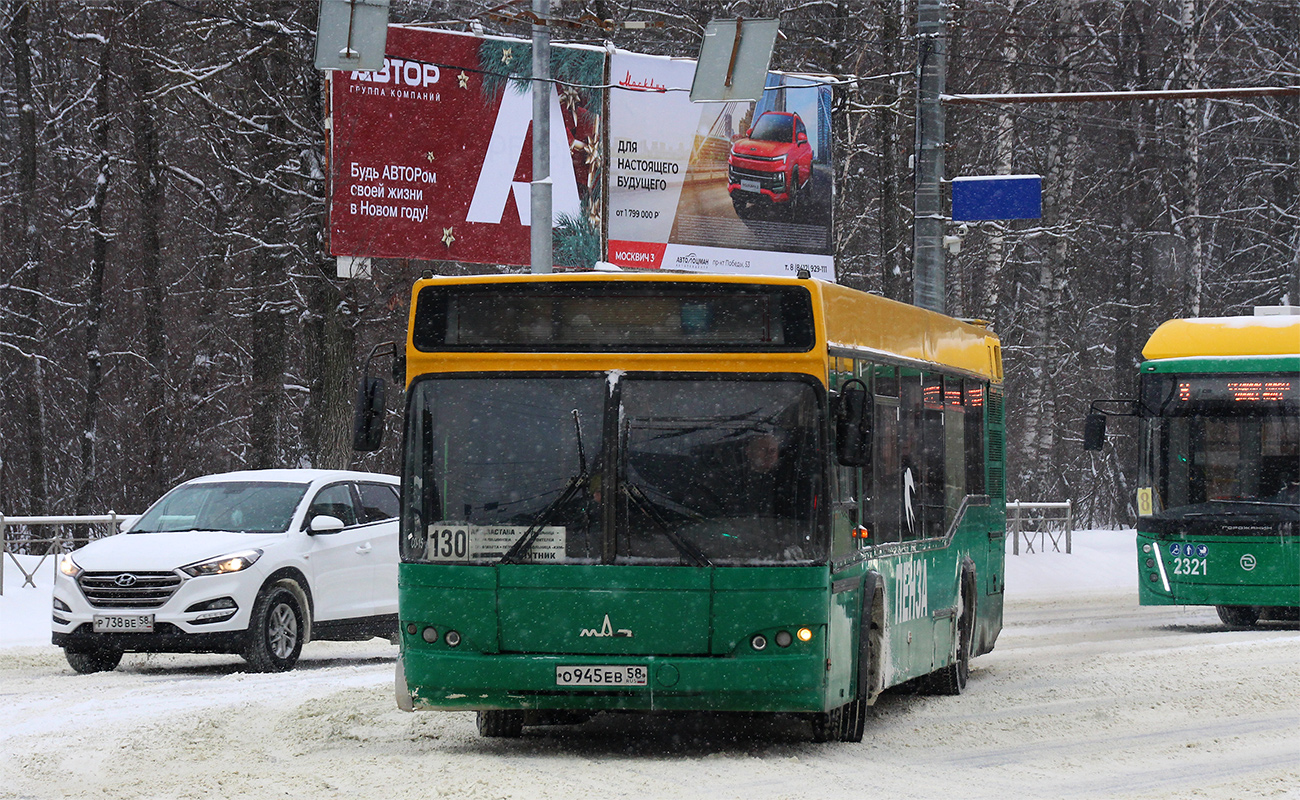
top-left (727, 111), bottom-right (814, 218)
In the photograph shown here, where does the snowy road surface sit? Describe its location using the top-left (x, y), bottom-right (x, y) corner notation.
top-left (2, 532), bottom-right (1297, 800)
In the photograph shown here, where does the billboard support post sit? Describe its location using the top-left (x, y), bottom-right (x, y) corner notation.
top-left (530, 0), bottom-right (553, 273)
top-left (913, 0), bottom-right (947, 313)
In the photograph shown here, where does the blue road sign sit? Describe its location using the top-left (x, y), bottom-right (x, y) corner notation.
top-left (951, 174), bottom-right (1042, 221)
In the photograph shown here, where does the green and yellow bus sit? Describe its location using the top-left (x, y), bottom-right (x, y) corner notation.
top-left (1089, 310), bottom-right (1299, 626)
top-left (366, 273), bottom-right (1006, 741)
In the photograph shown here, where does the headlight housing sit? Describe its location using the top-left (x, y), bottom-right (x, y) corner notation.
top-left (58, 554), bottom-right (82, 578)
top-left (180, 549), bottom-right (262, 578)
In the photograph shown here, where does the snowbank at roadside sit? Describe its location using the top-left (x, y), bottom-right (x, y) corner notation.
top-left (1003, 527), bottom-right (1136, 598)
top-left (1, 553), bottom-right (61, 647)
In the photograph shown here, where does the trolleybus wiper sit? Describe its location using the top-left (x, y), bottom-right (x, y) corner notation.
top-left (1208, 499), bottom-right (1299, 508)
top-left (623, 482), bottom-right (712, 568)
top-left (500, 410), bottom-right (589, 564)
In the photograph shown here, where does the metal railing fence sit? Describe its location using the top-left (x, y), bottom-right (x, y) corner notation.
top-left (0, 514), bottom-right (130, 594)
top-left (1007, 501), bottom-right (1074, 555)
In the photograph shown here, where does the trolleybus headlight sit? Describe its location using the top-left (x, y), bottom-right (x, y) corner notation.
top-left (750, 634), bottom-right (768, 651)
top-left (422, 627), bottom-right (438, 643)
top-left (775, 630), bottom-right (793, 648)
top-left (1143, 544), bottom-right (1152, 554)
top-left (406, 623), bottom-right (417, 636)
top-left (796, 627), bottom-right (813, 643)
top-left (1145, 558), bottom-right (1155, 568)
top-left (1149, 573), bottom-right (1159, 582)
top-left (444, 630), bottom-right (461, 647)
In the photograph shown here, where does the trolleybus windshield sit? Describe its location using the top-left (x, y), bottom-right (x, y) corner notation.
top-left (1140, 373), bottom-right (1300, 512)
top-left (402, 374), bottom-right (826, 566)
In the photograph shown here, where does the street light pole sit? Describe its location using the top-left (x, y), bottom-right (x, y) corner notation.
top-left (913, 0), bottom-right (947, 313)
top-left (530, 0), bottom-right (553, 273)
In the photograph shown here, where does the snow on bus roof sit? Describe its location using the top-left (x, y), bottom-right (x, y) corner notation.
top-left (1143, 315), bottom-right (1300, 360)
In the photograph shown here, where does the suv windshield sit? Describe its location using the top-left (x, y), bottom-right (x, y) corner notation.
top-left (749, 113), bottom-right (792, 143)
top-left (403, 374), bottom-right (826, 566)
top-left (130, 482), bottom-right (310, 533)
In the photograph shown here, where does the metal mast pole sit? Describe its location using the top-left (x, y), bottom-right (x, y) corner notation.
top-left (530, 0), bottom-right (553, 273)
top-left (913, 0), bottom-right (947, 312)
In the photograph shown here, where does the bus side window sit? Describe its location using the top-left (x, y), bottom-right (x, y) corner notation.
top-left (872, 364), bottom-right (901, 545)
top-left (853, 359), bottom-right (872, 549)
top-left (964, 380), bottom-right (986, 495)
top-left (943, 375), bottom-right (966, 529)
top-left (921, 372), bottom-right (945, 539)
top-left (830, 358), bottom-right (858, 558)
top-left (899, 370), bottom-right (924, 540)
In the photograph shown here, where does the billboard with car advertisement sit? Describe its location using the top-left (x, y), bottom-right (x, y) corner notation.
top-left (329, 27), bottom-right (604, 268)
top-left (606, 50), bottom-right (835, 280)
top-left (329, 30), bottom-right (835, 280)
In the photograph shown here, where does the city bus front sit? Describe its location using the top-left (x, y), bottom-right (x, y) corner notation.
top-left (1135, 366), bottom-right (1300, 619)
top-left (393, 276), bottom-right (841, 726)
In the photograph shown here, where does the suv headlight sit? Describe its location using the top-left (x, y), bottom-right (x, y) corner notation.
top-left (180, 549), bottom-right (263, 578)
top-left (58, 554), bottom-right (82, 578)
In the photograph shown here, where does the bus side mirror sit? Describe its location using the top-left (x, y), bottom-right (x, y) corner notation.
top-left (1083, 412), bottom-right (1107, 451)
top-left (835, 382), bottom-right (872, 468)
top-left (352, 376), bottom-right (386, 452)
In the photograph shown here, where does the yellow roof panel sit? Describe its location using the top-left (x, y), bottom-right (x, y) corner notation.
top-left (1143, 315), bottom-right (1300, 360)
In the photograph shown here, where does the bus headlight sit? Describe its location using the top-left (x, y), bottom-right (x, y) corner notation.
top-left (796, 627), bottom-right (813, 643)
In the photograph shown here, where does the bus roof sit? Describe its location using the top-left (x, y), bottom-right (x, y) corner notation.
top-left (814, 281), bottom-right (1001, 382)
top-left (1142, 314), bottom-right (1300, 361)
top-left (405, 273), bottom-right (1002, 382)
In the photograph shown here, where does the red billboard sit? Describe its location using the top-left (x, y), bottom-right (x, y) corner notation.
top-left (329, 27), bottom-right (604, 267)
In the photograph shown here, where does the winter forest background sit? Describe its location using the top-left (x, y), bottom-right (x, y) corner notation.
top-left (2, 0), bottom-right (1297, 529)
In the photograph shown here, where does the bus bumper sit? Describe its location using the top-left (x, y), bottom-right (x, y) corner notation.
top-left (399, 649), bottom-right (830, 713)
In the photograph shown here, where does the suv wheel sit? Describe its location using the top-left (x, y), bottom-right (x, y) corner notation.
top-left (65, 646), bottom-right (122, 674)
top-left (242, 585), bottom-right (304, 672)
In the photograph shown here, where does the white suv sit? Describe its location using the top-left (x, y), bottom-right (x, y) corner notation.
top-left (52, 469), bottom-right (400, 674)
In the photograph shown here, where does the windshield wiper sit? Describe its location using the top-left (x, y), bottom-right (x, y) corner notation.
top-left (1209, 499), bottom-right (1299, 508)
top-left (623, 482), bottom-right (712, 567)
top-left (501, 410), bottom-right (589, 564)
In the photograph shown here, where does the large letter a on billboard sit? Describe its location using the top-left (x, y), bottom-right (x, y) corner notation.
top-left (465, 86), bottom-right (581, 226)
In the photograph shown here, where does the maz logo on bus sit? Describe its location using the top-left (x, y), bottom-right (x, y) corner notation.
top-left (580, 614), bottom-right (633, 638)
top-left (894, 558), bottom-right (929, 624)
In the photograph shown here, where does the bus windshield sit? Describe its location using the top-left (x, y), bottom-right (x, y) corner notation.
top-left (402, 374), bottom-right (826, 566)
top-left (1141, 374), bottom-right (1300, 512)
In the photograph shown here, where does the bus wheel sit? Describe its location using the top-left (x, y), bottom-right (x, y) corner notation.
top-left (1215, 605), bottom-right (1260, 627)
top-left (924, 584), bottom-right (973, 696)
top-left (840, 698), bottom-right (866, 742)
top-left (477, 710), bottom-right (524, 738)
top-left (809, 705), bottom-right (842, 743)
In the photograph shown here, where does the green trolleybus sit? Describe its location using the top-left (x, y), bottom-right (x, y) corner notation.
top-left (1089, 309), bottom-right (1299, 626)
top-left (368, 273), bottom-right (1007, 741)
